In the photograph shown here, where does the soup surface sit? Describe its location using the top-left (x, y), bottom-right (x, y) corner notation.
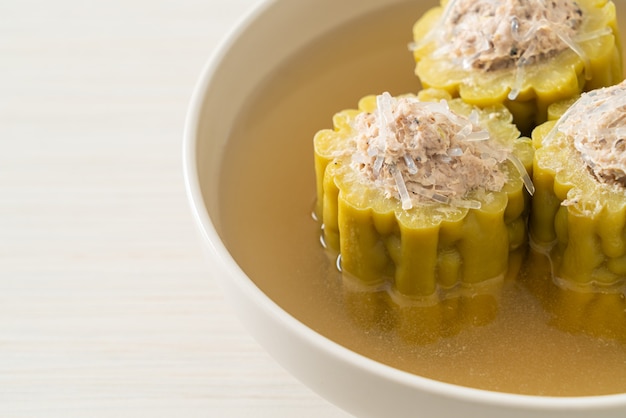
top-left (218, 1), bottom-right (626, 396)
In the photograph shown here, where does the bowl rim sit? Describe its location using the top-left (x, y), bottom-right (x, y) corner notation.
top-left (182, 0), bottom-right (626, 413)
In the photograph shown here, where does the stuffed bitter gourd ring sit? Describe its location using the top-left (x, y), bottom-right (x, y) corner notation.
top-left (314, 90), bottom-right (534, 340)
top-left (411, 0), bottom-right (622, 135)
top-left (531, 80), bottom-right (626, 291)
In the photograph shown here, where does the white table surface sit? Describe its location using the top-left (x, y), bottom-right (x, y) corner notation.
top-left (0, 1), bottom-right (351, 416)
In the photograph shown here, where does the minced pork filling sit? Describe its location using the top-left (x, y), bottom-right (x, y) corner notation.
top-left (436, 0), bottom-right (584, 72)
top-left (346, 93), bottom-right (527, 210)
top-left (556, 80), bottom-right (626, 187)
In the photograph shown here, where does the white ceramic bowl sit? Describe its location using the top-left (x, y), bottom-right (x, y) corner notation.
top-left (183, 0), bottom-right (626, 416)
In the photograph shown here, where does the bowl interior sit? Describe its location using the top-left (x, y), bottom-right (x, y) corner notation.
top-left (185, 0), bottom-right (626, 416)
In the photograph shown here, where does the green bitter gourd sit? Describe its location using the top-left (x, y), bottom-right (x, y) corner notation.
top-left (412, 0), bottom-right (622, 135)
top-left (314, 89), bottom-right (534, 342)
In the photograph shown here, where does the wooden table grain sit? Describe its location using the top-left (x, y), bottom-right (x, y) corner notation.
top-left (0, 1), bottom-right (351, 416)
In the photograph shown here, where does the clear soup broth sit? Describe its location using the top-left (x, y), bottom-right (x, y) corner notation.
top-left (219, 1), bottom-right (626, 396)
